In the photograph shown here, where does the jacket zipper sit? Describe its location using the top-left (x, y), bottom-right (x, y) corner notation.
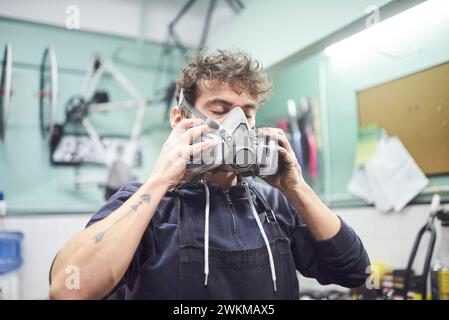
top-left (223, 190), bottom-right (245, 248)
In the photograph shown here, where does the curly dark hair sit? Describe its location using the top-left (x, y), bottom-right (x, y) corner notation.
top-left (175, 50), bottom-right (272, 112)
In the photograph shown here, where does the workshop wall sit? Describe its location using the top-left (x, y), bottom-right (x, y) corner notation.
top-left (209, 0), bottom-right (392, 68)
top-left (0, 18), bottom-right (180, 214)
top-left (256, 54), bottom-right (325, 196)
top-left (322, 11), bottom-right (449, 203)
top-left (260, 7), bottom-right (449, 205)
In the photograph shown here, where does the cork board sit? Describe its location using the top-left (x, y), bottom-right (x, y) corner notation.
top-left (357, 61), bottom-right (449, 175)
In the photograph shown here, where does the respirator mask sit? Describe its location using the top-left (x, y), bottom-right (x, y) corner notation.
top-left (178, 89), bottom-right (278, 177)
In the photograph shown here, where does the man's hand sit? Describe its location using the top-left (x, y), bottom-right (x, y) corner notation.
top-left (260, 127), bottom-right (306, 195)
top-left (150, 118), bottom-right (218, 189)
top-left (261, 127), bottom-right (341, 241)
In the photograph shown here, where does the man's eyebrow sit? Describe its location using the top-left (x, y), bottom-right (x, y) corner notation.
top-left (242, 103), bottom-right (257, 110)
top-left (204, 98), bottom-right (233, 108)
top-left (204, 98), bottom-right (257, 110)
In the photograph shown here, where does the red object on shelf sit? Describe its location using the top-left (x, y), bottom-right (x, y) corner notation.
top-left (277, 119), bottom-right (288, 132)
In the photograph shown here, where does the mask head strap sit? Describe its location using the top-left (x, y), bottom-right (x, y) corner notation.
top-left (178, 89), bottom-right (230, 137)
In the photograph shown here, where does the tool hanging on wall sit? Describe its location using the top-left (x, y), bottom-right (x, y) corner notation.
top-left (298, 97), bottom-right (318, 180)
top-left (287, 99), bottom-right (304, 169)
top-left (0, 42), bottom-right (13, 141)
top-left (310, 99), bottom-right (323, 152)
top-left (284, 98), bottom-right (320, 183)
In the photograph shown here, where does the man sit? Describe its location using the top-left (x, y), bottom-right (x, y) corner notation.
top-left (49, 50), bottom-right (370, 300)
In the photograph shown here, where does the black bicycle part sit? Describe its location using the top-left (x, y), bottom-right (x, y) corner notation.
top-left (403, 216), bottom-right (437, 300)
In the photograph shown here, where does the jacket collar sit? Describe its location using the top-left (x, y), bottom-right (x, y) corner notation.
top-left (174, 175), bottom-right (256, 197)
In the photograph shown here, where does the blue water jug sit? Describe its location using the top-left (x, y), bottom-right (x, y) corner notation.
top-left (0, 231), bottom-right (24, 275)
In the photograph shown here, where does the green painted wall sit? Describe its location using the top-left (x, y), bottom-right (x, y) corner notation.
top-left (258, 55), bottom-right (321, 126)
top-left (2, 5), bottom-right (449, 214)
top-left (260, 10), bottom-right (449, 206)
top-left (0, 18), bottom-right (183, 214)
top-left (259, 55), bottom-right (325, 196)
top-left (210, 0), bottom-right (392, 68)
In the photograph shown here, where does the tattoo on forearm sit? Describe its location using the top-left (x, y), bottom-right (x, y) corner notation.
top-left (93, 231), bottom-right (105, 243)
top-left (92, 193), bottom-right (152, 244)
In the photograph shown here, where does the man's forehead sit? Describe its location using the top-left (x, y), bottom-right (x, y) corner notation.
top-left (197, 79), bottom-right (257, 106)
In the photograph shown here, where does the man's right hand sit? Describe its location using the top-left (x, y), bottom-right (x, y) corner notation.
top-left (50, 118), bottom-right (218, 300)
top-left (149, 118), bottom-right (218, 189)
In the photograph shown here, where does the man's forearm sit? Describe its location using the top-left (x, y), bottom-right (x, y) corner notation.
top-left (50, 176), bottom-right (169, 299)
top-left (284, 182), bottom-right (341, 241)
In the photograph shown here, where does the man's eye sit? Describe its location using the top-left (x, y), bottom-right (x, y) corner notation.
top-left (211, 110), bottom-right (226, 116)
top-left (210, 110), bottom-right (252, 118)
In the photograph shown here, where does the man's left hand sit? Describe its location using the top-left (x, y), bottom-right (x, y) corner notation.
top-left (260, 127), bottom-right (306, 195)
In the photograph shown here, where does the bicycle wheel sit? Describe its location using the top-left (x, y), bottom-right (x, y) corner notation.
top-left (0, 42), bottom-right (12, 141)
top-left (39, 46), bottom-right (58, 139)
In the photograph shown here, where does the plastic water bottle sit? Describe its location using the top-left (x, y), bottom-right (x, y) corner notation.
top-left (0, 230), bottom-right (23, 300)
top-left (0, 193), bottom-right (23, 300)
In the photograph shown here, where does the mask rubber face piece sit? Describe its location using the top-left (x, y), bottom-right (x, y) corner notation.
top-left (220, 107), bottom-right (256, 173)
top-left (185, 105), bottom-right (278, 177)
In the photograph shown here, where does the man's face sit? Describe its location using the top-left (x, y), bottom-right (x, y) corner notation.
top-left (193, 80), bottom-right (258, 128)
top-left (169, 80), bottom-right (260, 184)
